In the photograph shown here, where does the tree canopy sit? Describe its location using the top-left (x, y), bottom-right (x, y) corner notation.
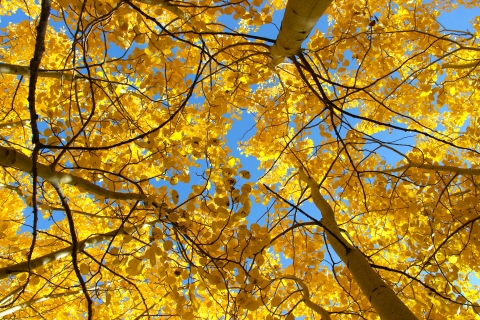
top-left (1, 0), bottom-right (480, 319)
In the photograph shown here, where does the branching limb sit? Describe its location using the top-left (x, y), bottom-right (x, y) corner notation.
top-left (281, 275), bottom-right (331, 319)
top-left (0, 290), bottom-right (81, 318)
top-left (380, 161), bottom-right (480, 175)
top-left (50, 181), bottom-right (92, 319)
top-left (0, 219), bottom-right (164, 279)
top-left (0, 146), bottom-right (146, 201)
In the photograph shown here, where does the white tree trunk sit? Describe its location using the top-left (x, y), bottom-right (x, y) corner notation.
top-left (0, 290), bottom-right (81, 317)
top-left (298, 169), bottom-right (418, 320)
top-left (0, 146), bottom-right (146, 201)
top-left (0, 62), bottom-right (76, 80)
top-left (0, 120), bottom-right (30, 129)
top-left (281, 275), bottom-right (331, 319)
top-left (0, 221), bottom-right (160, 280)
top-left (382, 161), bottom-right (480, 175)
top-left (136, 0), bottom-right (190, 21)
top-left (270, 0), bottom-right (333, 65)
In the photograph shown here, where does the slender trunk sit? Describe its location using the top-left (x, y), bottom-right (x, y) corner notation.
top-left (383, 162), bottom-right (480, 175)
top-left (0, 62), bottom-right (76, 80)
top-left (0, 221), bottom-right (160, 279)
top-left (270, 0), bottom-right (333, 65)
top-left (0, 146), bottom-right (145, 201)
top-left (0, 285), bottom-right (26, 306)
top-left (298, 169), bottom-right (418, 320)
top-left (135, 0), bottom-right (190, 21)
top-left (0, 290), bottom-right (81, 317)
top-left (0, 120), bottom-right (30, 129)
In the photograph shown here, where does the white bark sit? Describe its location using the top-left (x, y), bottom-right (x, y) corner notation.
top-left (298, 168), bottom-right (418, 320)
top-left (382, 161), bottom-right (480, 175)
top-left (0, 290), bottom-right (81, 317)
top-left (0, 63), bottom-right (145, 98)
top-left (442, 60), bottom-right (480, 69)
top-left (0, 146), bottom-right (146, 201)
top-left (282, 275), bottom-right (331, 319)
top-left (0, 120), bottom-right (30, 130)
top-left (0, 62), bottom-right (76, 80)
top-left (0, 221), bottom-right (161, 280)
top-left (0, 285), bottom-right (25, 306)
top-left (270, 0), bottom-right (333, 65)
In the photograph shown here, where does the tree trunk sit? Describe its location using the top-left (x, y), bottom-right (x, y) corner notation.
top-left (0, 146), bottom-right (145, 201)
top-left (0, 62), bottom-right (76, 80)
top-left (0, 222), bottom-right (159, 280)
top-left (270, 0), bottom-right (333, 65)
top-left (0, 291), bottom-right (81, 317)
top-left (298, 169), bottom-right (418, 320)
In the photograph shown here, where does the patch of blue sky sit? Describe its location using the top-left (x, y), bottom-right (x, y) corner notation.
top-left (0, 9), bottom-right (28, 28)
top-left (20, 202), bottom-right (66, 233)
top-left (436, 5), bottom-right (480, 32)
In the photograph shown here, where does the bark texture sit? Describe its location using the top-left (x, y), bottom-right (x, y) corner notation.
top-left (0, 222), bottom-right (159, 280)
top-left (298, 169), bottom-right (418, 320)
top-left (0, 146), bottom-right (146, 200)
top-left (270, 0), bottom-right (333, 65)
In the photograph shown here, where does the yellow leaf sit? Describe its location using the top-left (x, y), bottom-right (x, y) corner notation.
top-left (227, 156), bottom-right (236, 167)
top-left (271, 296), bottom-right (282, 307)
top-left (448, 256), bottom-right (458, 264)
top-left (163, 240), bottom-right (173, 251)
top-left (171, 189), bottom-right (179, 204)
top-left (170, 131), bottom-right (182, 140)
top-left (165, 276), bottom-right (177, 285)
top-left (170, 175), bottom-right (179, 185)
top-left (79, 263), bottom-right (90, 275)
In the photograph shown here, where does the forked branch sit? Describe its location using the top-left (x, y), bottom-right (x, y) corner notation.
top-left (281, 275), bottom-right (331, 319)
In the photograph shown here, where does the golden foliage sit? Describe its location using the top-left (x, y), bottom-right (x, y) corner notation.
top-left (0, 0), bottom-right (480, 319)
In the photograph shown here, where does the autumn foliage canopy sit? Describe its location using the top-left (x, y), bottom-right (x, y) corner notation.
top-left (1, 0), bottom-right (480, 319)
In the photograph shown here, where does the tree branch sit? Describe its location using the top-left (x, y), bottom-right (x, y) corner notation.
top-left (0, 146), bottom-right (146, 201)
top-left (281, 275), bottom-right (331, 319)
top-left (380, 161), bottom-right (480, 175)
top-left (50, 181), bottom-right (92, 319)
top-left (0, 219), bottom-right (163, 279)
top-left (442, 60), bottom-right (480, 69)
top-left (0, 290), bottom-right (81, 318)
